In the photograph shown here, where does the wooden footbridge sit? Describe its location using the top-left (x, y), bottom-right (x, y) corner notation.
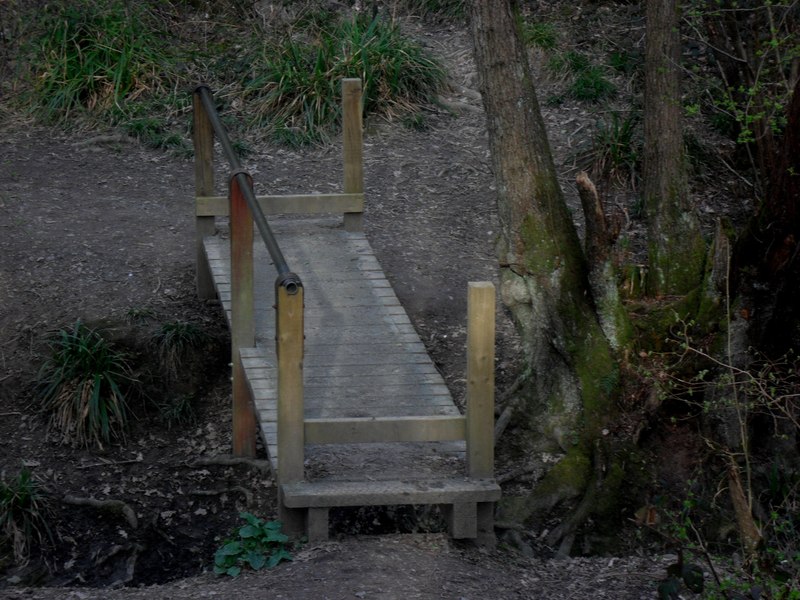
top-left (192, 80), bottom-right (500, 543)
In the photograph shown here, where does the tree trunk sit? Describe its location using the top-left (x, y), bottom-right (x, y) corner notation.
top-left (469, 0), bottom-right (618, 529)
top-left (643, 0), bottom-right (705, 296)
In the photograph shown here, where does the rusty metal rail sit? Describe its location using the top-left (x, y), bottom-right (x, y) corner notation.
top-left (193, 85), bottom-right (299, 290)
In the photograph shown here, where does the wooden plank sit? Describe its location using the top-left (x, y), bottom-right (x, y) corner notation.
top-left (256, 405), bottom-right (461, 420)
top-left (304, 416), bottom-right (466, 444)
top-left (342, 78), bottom-right (364, 232)
top-left (281, 478), bottom-right (501, 508)
top-left (466, 282), bottom-right (495, 479)
top-left (230, 173), bottom-right (256, 457)
top-left (196, 193), bottom-right (364, 217)
top-left (259, 386), bottom-right (452, 403)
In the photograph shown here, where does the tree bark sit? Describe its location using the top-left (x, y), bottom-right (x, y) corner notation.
top-left (469, 0), bottom-right (618, 525)
top-left (643, 0), bottom-right (705, 296)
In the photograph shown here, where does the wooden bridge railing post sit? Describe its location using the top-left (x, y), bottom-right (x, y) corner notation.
top-left (193, 86), bottom-right (216, 299)
top-left (276, 280), bottom-right (306, 534)
top-left (466, 281), bottom-right (496, 545)
top-left (342, 78), bottom-right (364, 232)
top-left (466, 281), bottom-right (495, 478)
top-left (230, 172), bottom-right (257, 457)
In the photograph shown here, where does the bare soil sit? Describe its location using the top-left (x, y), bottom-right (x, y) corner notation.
top-left (0, 17), bottom-right (718, 599)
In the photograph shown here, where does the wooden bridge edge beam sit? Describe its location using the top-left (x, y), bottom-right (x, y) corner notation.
top-left (195, 193), bottom-right (364, 217)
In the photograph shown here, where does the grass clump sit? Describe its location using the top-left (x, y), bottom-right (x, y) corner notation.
top-left (156, 394), bottom-right (196, 430)
top-left (0, 469), bottom-right (52, 565)
top-left (582, 111), bottom-right (641, 187)
top-left (152, 321), bottom-right (210, 382)
top-left (213, 512), bottom-right (292, 576)
top-left (37, 321), bottom-right (134, 448)
top-left (548, 50), bottom-right (616, 103)
top-left (521, 21), bottom-right (558, 50)
top-left (22, 0), bottom-right (176, 123)
top-left (243, 13), bottom-right (446, 145)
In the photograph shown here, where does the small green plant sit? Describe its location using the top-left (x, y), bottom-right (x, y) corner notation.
top-left (152, 321), bottom-right (209, 380)
top-left (156, 394), bottom-right (196, 430)
top-left (570, 66), bottom-right (616, 103)
top-left (37, 321), bottom-right (135, 448)
top-left (582, 111), bottom-right (640, 187)
top-left (548, 50), bottom-right (615, 103)
top-left (401, 111), bottom-right (429, 131)
top-left (406, 0), bottom-right (466, 19)
top-left (213, 512), bottom-right (292, 576)
top-left (0, 469), bottom-right (52, 564)
top-left (609, 50), bottom-right (639, 75)
top-left (125, 307), bottom-right (156, 324)
top-left (121, 117), bottom-right (189, 153)
top-left (521, 21), bottom-right (558, 50)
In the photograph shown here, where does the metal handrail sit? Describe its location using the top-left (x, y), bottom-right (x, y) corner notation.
top-left (194, 84), bottom-right (301, 294)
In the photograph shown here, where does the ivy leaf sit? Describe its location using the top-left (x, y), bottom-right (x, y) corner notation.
top-left (226, 565), bottom-right (242, 577)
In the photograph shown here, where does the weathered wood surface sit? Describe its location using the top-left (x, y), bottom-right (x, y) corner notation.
top-left (203, 217), bottom-right (467, 480)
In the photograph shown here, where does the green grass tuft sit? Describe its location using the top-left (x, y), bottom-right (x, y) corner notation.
top-left (578, 111), bottom-right (640, 187)
top-left (522, 21), bottom-right (558, 50)
top-left (23, 0), bottom-right (176, 123)
top-left (548, 50), bottom-right (616, 103)
top-left (0, 469), bottom-right (52, 565)
top-left (243, 13), bottom-right (446, 145)
top-left (37, 321), bottom-right (134, 448)
top-left (153, 321), bottom-right (210, 383)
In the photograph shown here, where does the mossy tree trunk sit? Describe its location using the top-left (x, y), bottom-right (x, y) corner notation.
top-left (643, 0), bottom-right (705, 296)
top-left (469, 0), bottom-right (619, 543)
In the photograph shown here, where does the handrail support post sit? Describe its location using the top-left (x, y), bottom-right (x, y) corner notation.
top-left (230, 172), bottom-right (257, 457)
top-left (276, 278), bottom-right (305, 535)
top-left (342, 78), bottom-right (364, 232)
top-left (193, 86), bottom-right (216, 298)
top-left (466, 281), bottom-right (496, 546)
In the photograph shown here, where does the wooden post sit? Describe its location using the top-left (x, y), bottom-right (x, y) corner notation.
top-left (276, 280), bottom-right (305, 534)
top-left (466, 282), bottom-right (495, 478)
top-left (466, 282), bottom-right (496, 547)
top-left (193, 87), bottom-right (216, 299)
top-left (342, 78), bottom-right (364, 232)
top-left (230, 172), bottom-right (256, 457)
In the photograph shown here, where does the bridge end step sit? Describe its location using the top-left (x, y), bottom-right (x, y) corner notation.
top-left (281, 478), bottom-right (499, 543)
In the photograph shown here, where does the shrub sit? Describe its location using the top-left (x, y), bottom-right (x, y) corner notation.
top-left (0, 469), bottom-right (52, 564)
top-left (37, 321), bottom-right (135, 448)
top-left (213, 512), bottom-right (292, 576)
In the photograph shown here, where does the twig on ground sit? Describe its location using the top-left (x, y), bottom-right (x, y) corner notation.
top-left (192, 455), bottom-right (272, 474)
top-left (77, 458), bottom-right (142, 469)
top-left (190, 486), bottom-right (254, 505)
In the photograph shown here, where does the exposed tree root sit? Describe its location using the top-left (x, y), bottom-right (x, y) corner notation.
top-left (63, 495), bottom-right (138, 529)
